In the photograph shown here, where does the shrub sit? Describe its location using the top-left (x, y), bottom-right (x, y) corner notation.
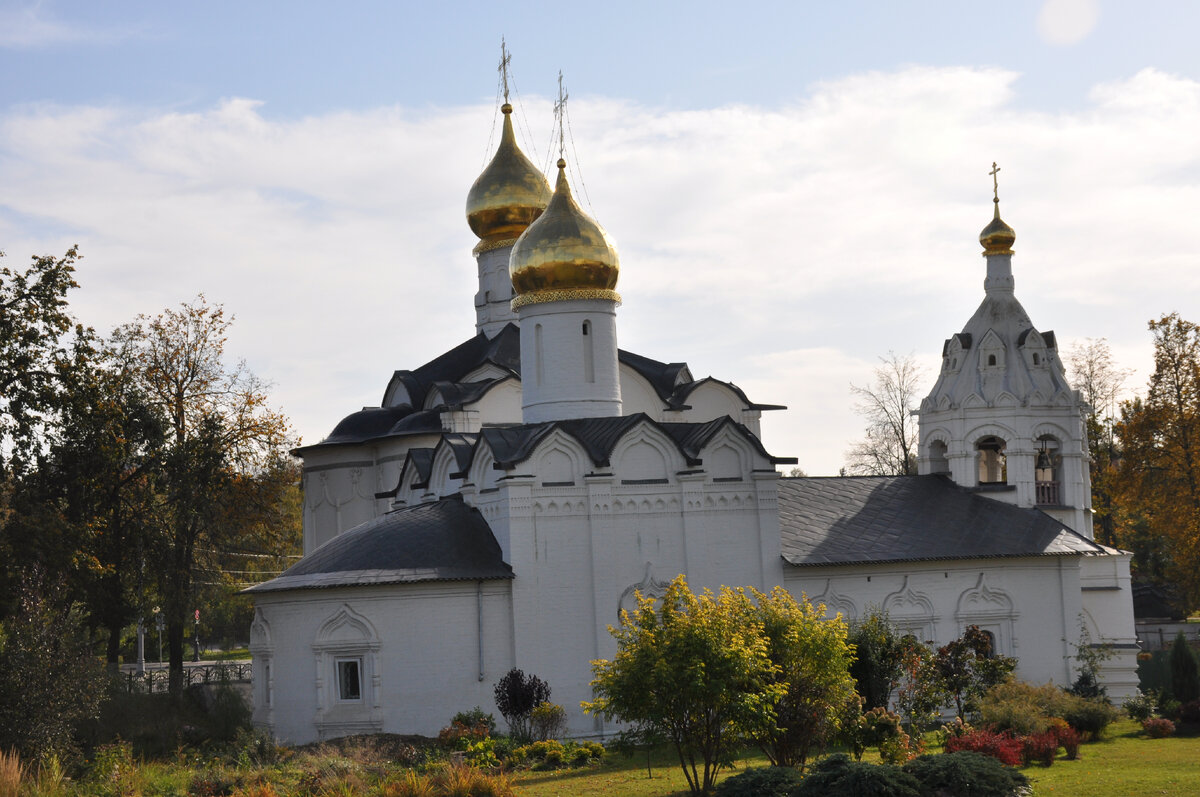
top-left (1159, 697), bottom-right (1182, 720)
top-left (1178, 699), bottom-right (1200, 725)
top-left (1051, 720), bottom-right (1081, 760)
top-left (793, 753), bottom-right (921, 797)
top-left (0, 572), bottom-right (107, 760)
top-left (1143, 718), bottom-right (1175, 738)
top-left (977, 680), bottom-right (1056, 736)
top-left (1124, 690), bottom-right (1157, 722)
top-left (529, 701), bottom-right (567, 741)
top-left (0, 749), bottom-right (21, 797)
top-left (493, 669), bottom-right (550, 743)
top-left (1060, 696), bottom-right (1118, 738)
top-left (877, 730), bottom-right (919, 765)
top-left (1169, 632), bottom-right (1200, 703)
top-left (1020, 731), bottom-right (1059, 767)
top-left (713, 765), bottom-right (803, 797)
top-left (504, 739), bottom-right (602, 771)
top-left (437, 721), bottom-right (490, 751)
top-left (451, 707), bottom-right (496, 736)
top-left (944, 729), bottom-right (1023, 767)
top-left (903, 751), bottom-right (1029, 797)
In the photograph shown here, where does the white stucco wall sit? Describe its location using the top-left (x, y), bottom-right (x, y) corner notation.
top-left (252, 580), bottom-right (515, 744)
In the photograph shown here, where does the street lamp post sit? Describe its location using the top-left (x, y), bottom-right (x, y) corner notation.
top-left (193, 609), bottom-right (200, 662)
top-left (135, 617), bottom-right (145, 676)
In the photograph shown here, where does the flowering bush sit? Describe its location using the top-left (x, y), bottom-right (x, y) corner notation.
top-left (1142, 718), bottom-right (1175, 738)
top-left (944, 729), bottom-right (1022, 766)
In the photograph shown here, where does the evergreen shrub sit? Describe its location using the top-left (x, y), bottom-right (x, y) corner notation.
top-left (712, 765), bottom-right (803, 797)
top-left (902, 751), bottom-right (1029, 797)
top-left (792, 753), bottom-right (921, 797)
top-left (1169, 632), bottom-right (1200, 703)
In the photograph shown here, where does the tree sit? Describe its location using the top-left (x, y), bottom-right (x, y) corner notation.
top-left (750, 587), bottom-right (857, 771)
top-left (1065, 338), bottom-right (1131, 547)
top-left (845, 352), bottom-right (924, 476)
top-left (848, 607), bottom-right (908, 711)
top-left (585, 576), bottom-right (784, 796)
top-left (0, 247), bottom-right (82, 476)
top-left (493, 668), bottom-right (551, 742)
top-left (0, 568), bottom-right (107, 760)
top-left (112, 297), bottom-right (293, 691)
top-left (1115, 314), bottom-right (1200, 608)
top-left (1169, 631), bottom-right (1199, 704)
top-left (930, 626), bottom-right (1015, 719)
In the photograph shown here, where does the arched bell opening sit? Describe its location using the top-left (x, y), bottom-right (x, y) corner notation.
top-left (976, 436), bottom-right (1007, 485)
top-left (1035, 434), bottom-right (1062, 506)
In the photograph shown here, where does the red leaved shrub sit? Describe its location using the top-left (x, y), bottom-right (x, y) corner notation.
top-left (1053, 724), bottom-right (1081, 760)
top-left (944, 729), bottom-right (1022, 766)
top-left (1142, 718), bottom-right (1175, 738)
top-left (1021, 731), bottom-right (1059, 767)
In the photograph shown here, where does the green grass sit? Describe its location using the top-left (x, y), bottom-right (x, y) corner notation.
top-left (1021, 719), bottom-right (1200, 797)
top-left (513, 719), bottom-right (1200, 797)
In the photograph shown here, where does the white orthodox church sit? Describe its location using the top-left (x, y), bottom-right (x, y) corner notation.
top-left (245, 88), bottom-right (1139, 744)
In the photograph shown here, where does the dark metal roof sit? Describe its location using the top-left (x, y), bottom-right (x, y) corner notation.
top-left (778, 475), bottom-right (1106, 567)
top-left (243, 497), bottom-right (513, 593)
top-left (617, 349), bottom-right (691, 401)
top-left (478, 413), bottom-right (790, 470)
top-left (320, 406), bottom-right (413, 445)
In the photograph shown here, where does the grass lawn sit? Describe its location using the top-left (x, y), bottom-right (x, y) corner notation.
top-left (513, 719), bottom-right (1200, 797)
top-left (1021, 719), bottom-right (1200, 796)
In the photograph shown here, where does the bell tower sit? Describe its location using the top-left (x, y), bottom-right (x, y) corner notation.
top-left (917, 164), bottom-right (1093, 537)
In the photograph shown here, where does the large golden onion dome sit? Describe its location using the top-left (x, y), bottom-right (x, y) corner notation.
top-left (509, 159), bottom-right (620, 309)
top-left (465, 104), bottom-right (552, 251)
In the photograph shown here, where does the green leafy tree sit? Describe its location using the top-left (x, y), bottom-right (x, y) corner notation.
top-left (0, 569), bottom-right (107, 760)
top-left (584, 576), bottom-right (784, 796)
top-left (848, 607), bottom-right (908, 710)
top-left (749, 587), bottom-right (857, 771)
top-left (931, 626), bottom-right (1015, 719)
top-left (0, 247), bottom-right (82, 476)
top-left (894, 637), bottom-right (945, 737)
top-left (1169, 631), bottom-right (1199, 704)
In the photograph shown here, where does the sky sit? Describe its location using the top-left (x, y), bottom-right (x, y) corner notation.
top-left (1, 0), bottom-right (1198, 475)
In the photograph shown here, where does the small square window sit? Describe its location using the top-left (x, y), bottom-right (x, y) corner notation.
top-left (337, 658), bottom-right (362, 701)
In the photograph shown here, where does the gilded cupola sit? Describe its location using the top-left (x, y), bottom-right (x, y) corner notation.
top-left (509, 159), bottom-right (620, 309)
top-left (465, 103), bottom-right (553, 250)
top-left (980, 161), bottom-right (1016, 256)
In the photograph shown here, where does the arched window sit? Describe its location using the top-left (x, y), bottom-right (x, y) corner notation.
top-left (928, 440), bottom-right (950, 475)
top-left (1035, 435), bottom-right (1062, 505)
top-left (976, 436), bottom-right (1007, 485)
top-left (582, 320), bottom-right (595, 383)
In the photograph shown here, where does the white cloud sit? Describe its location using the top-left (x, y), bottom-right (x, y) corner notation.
top-left (1, 65), bottom-right (1197, 475)
top-left (0, 2), bottom-right (143, 48)
top-left (1037, 0), bottom-right (1100, 46)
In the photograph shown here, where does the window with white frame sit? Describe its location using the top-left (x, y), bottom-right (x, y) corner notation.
top-left (336, 657), bottom-right (363, 702)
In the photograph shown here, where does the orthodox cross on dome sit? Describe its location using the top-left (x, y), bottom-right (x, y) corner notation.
top-left (498, 37), bottom-right (512, 103)
top-left (989, 161), bottom-right (1001, 205)
top-left (554, 70), bottom-right (569, 160)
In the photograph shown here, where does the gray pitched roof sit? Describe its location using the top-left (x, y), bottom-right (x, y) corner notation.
top-left (778, 475), bottom-right (1106, 567)
top-left (243, 497), bottom-right (513, 593)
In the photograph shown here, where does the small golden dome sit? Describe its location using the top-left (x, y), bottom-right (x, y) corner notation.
top-left (466, 104), bottom-right (552, 247)
top-left (509, 159), bottom-right (620, 309)
top-left (980, 200), bottom-right (1016, 256)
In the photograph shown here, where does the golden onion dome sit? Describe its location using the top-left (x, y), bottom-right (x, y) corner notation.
top-left (980, 204), bottom-right (1016, 256)
top-left (465, 104), bottom-right (552, 250)
top-left (509, 159), bottom-right (620, 309)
